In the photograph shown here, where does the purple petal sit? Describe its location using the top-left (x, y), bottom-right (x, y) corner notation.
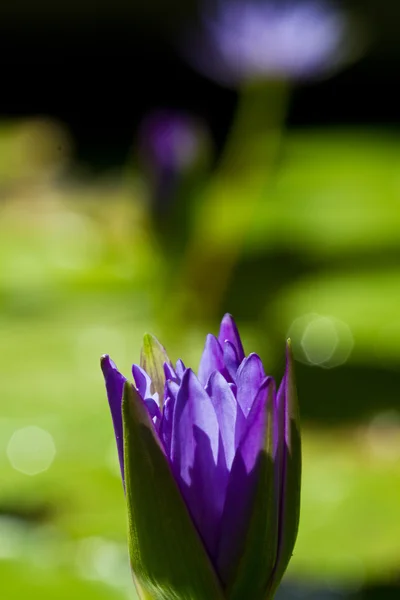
top-left (205, 371), bottom-right (238, 469)
top-left (175, 359), bottom-right (186, 379)
top-left (235, 377), bottom-right (274, 473)
top-left (198, 334), bottom-right (227, 386)
top-left (138, 109), bottom-right (202, 173)
top-left (167, 380), bottom-right (180, 402)
top-left (145, 399), bottom-right (162, 422)
top-left (132, 364), bottom-right (153, 399)
top-left (217, 377), bottom-right (275, 585)
top-left (218, 313), bottom-right (245, 362)
top-left (164, 361), bottom-right (178, 382)
top-left (160, 380), bottom-right (179, 456)
top-left (132, 363), bottom-right (163, 421)
top-left (101, 355), bottom-right (126, 478)
top-left (223, 340), bottom-right (240, 381)
top-left (185, 0), bottom-right (352, 85)
top-left (236, 353), bottom-right (266, 417)
top-left (171, 369), bottom-right (225, 561)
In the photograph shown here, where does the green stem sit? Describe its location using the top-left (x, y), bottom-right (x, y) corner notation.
top-left (166, 78), bottom-right (290, 330)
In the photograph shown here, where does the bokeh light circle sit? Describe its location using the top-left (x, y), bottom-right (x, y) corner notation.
top-left (7, 426), bottom-right (56, 475)
top-left (288, 313), bottom-right (354, 368)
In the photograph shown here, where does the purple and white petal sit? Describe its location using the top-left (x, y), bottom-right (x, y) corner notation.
top-left (164, 361), bottom-right (179, 383)
top-left (206, 371), bottom-right (238, 469)
top-left (198, 334), bottom-right (227, 386)
top-left (132, 364), bottom-right (153, 399)
top-left (236, 353), bottom-right (266, 417)
top-left (218, 313), bottom-right (245, 362)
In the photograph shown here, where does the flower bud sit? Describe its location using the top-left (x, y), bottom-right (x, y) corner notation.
top-left (101, 314), bottom-right (301, 599)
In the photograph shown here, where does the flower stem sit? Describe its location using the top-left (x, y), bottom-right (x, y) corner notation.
top-left (169, 79), bottom-right (290, 328)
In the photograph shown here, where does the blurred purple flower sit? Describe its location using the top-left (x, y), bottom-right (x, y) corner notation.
top-left (137, 109), bottom-right (210, 235)
top-left (186, 0), bottom-right (358, 85)
top-left (139, 110), bottom-right (204, 175)
top-left (101, 314), bottom-right (301, 598)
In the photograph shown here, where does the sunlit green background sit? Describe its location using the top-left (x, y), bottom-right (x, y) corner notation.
top-left (0, 113), bottom-right (399, 599)
top-left (1, 0), bottom-right (400, 588)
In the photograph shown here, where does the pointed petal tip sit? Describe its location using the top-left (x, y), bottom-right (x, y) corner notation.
top-left (222, 312), bottom-right (234, 320)
top-left (175, 359), bottom-right (187, 380)
top-left (181, 366), bottom-right (194, 380)
top-left (218, 313), bottom-right (245, 361)
top-left (140, 332), bottom-right (171, 405)
top-left (142, 332), bottom-right (166, 348)
top-left (163, 361), bottom-right (177, 383)
top-left (260, 374), bottom-right (275, 390)
top-left (203, 333), bottom-right (222, 354)
top-left (100, 354), bottom-right (116, 375)
top-left (285, 338), bottom-right (294, 374)
top-left (177, 368), bottom-right (205, 398)
top-left (142, 332), bottom-right (169, 361)
top-left (245, 351), bottom-right (262, 362)
top-left (142, 332), bottom-right (155, 343)
top-left (220, 313), bottom-right (235, 331)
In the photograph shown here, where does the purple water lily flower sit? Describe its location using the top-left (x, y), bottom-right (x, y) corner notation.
top-left (139, 110), bottom-right (204, 175)
top-left (101, 314), bottom-right (301, 599)
top-left (186, 0), bottom-right (359, 85)
top-left (137, 109), bottom-right (210, 257)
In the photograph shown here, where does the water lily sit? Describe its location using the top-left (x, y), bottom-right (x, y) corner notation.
top-left (186, 0), bottom-right (358, 85)
top-left (137, 109), bottom-right (211, 261)
top-left (101, 314), bottom-right (301, 600)
top-left (139, 110), bottom-right (205, 177)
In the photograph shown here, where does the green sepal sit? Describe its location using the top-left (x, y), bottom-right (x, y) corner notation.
top-left (266, 340), bottom-right (302, 598)
top-left (226, 381), bottom-right (279, 600)
top-left (122, 381), bottom-right (226, 600)
top-left (140, 334), bottom-right (171, 407)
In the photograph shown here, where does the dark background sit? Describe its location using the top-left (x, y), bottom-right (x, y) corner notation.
top-left (0, 0), bottom-right (399, 168)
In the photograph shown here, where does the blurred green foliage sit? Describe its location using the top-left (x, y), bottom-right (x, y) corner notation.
top-left (0, 119), bottom-right (399, 598)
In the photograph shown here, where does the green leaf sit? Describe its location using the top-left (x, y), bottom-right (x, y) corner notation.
top-left (122, 381), bottom-right (225, 600)
top-left (140, 334), bottom-right (171, 407)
